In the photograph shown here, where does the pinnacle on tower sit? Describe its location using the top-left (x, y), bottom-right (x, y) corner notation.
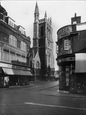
top-left (44, 11), bottom-right (47, 18)
top-left (50, 17), bottom-right (52, 24)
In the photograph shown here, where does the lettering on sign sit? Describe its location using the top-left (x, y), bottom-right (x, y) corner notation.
top-left (58, 26), bottom-right (72, 39)
top-left (64, 39), bottom-right (71, 50)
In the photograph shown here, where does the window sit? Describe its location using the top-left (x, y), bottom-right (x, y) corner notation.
top-left (18, 26), bottom-right (26, 35)
top-left (8, 17), bottom-right (15, 28)
top-left (56, 45), bottom-right (58, 53)
top-left (2, 49), bottom-right (9, 62)
top-left (9, 35), bottom-right (17, 47)
top-left (17, 40), bottom-right (21, 48)
top-left (36, 61), bottom-right (40, 69)
top-left (73, 21), bottom-right (77, 24)
top-left (21, 41), bottom-right (27, 51)
top-left (16, 54), bottom-right (21, 62)
top-left (22, 55), bottom-right (26, 63)
top-left (9, 52), bottom-right (15, 62)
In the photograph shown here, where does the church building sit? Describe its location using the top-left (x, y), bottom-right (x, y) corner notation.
top-left (33, 2), bottom-right (54, 80)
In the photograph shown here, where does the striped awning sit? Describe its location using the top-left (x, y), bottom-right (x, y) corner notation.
top-left (2, 68), bottom-right (32, 76)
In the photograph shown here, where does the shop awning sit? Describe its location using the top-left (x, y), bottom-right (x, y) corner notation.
top-left (2, 68), bottom-right (32, 76)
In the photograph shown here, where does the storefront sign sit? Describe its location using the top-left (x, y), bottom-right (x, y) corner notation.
top-left (64, 39), bottom-right (71, 50)
top-left (57, 26), bottom-right (72, 39)
top-left (58, 57), bottom-right (75, 63)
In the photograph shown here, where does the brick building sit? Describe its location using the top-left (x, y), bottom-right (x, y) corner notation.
top-left (0, 4), bottom-right (32, 87)
top-left (56, 13), bottom-right (86, 94)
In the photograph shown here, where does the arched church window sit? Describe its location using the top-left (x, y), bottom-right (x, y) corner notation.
top-left (36, 61), bottom-right (40, 69)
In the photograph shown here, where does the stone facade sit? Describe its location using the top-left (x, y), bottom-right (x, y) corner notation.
top-left (33, 3), bottom-right (54, 80)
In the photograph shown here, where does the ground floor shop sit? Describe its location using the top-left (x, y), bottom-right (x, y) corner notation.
top-left (0, 62), bottom-right (32, 88)
top-left (58, 55), bottom-right (86, 94)
top-left (59, 68), bottom-right (86, 94)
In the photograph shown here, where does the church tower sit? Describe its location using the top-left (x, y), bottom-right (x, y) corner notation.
top-left (33, 2), bottom-right (41, 79)
top-left (33, 2), bottom-right (54, 80)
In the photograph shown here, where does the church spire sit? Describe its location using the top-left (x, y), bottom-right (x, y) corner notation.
top-left (35, 2), bottom-right (39, 14)
top-left (34, 2), bottom-right (39, 22)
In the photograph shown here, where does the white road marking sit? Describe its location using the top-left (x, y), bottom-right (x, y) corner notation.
top-left (24, 102), bottom-right (86, 111)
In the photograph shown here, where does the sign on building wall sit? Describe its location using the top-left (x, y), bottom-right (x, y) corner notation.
top-left (76, 23), bottom-right (86, 31)
top-left (64, 39), bottom-right (71, 51)
top-left (75, 53), bottom-right (86, 73)
top-left (57, 26), bottom-right (72, 39)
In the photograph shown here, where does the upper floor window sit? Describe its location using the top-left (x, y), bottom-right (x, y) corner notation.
top-left (0, 13), bottom-right (5, 22)
top-left (56, 45), bottom-right (58, 54)
top-left (18, 26), bottom-right (26, 36)
top-left (21, 41), bottom-right (27, 52)
top-left (9, 35), bottom-right (17, 47)
top-left (8, 17), bottom-right (15, 28)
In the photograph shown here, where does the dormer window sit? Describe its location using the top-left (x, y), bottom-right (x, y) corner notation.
top-left (0, 13), bottom-right (7, 23)
top-left (8, 17), bottom-right (15, 28)
top-left (0, 4), bottom-right (7, 16)
top-left (18, 25), bottom-right (26, 36)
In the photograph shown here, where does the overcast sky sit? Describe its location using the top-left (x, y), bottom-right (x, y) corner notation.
top-left (1, 0), bottom-right (86, 70)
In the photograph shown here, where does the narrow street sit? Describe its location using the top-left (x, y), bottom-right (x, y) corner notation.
top-left (0, 80), bottom-right (86, 115)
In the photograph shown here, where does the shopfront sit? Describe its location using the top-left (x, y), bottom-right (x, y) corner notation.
top-left (58, 56), bottom-right (75, 91)
top-left (0, 63), bottom-right (32, 87)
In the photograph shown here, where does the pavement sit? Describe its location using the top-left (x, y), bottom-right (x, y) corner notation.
top-left (40, 81), bottom-right (86, 98)
top-left (9, 80), bottom-right (86, 98)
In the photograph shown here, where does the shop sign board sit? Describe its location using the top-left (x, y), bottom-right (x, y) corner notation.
top-left (57, 26), bottom-right (72, 39)
top-left (64, 39), bottom-right (71, 50)
top-left (76, 23), bottom-right (86, 31)
top-left (58, 57), bottom-right (75, 63)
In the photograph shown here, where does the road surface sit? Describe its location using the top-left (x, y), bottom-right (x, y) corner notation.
top-left (0, 80), bottom-right (86, 115)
